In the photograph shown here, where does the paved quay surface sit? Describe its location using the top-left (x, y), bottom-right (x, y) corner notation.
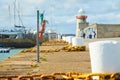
top-left (0, 38), bottom-right (120, 75)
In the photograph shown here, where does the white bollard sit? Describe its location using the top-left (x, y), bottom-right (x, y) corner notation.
top-left (89, 40), bottom-right (120, 73)
top-left (62, 36), bottom-right (66, 41)
top-left (72, 37), bottom-right (84, 46)
top-left (66, 36), bottom-right (74, 44)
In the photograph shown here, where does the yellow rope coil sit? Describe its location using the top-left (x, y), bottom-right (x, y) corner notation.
top-left (40, 74), bottom-right (55, 80)
top-left (1, 72), bottom-right (120, 80)
top-left (17, 75), bottom-right (33, 80)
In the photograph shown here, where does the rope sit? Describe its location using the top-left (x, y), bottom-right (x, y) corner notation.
top-left (0, 72), bottom-right (120, 80)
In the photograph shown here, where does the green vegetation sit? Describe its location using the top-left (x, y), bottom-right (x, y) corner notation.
top-left (26, 72), bottom-right (31, 75)
top-left (40, 56), bottom-right (47, 61)
top-left (30, 64), bottom-right (39, 68)
top-left (0, 65), bottom-right (3, 67)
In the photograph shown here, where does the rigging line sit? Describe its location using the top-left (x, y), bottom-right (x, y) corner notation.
top-left (17, 9), bottom-right (24, 27)
top-left (16, 4), bottom-right (24, 27)
top-left (14, 0), bottom-right (24, 27)
top-left (17, 2), bottom-right (24, 27)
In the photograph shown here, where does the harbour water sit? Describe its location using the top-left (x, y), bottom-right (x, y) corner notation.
top-left (0, 48), bottom-right (23, 61)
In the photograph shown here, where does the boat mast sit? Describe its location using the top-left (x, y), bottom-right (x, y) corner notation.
top-left (14, 0), bottom-right (16, 27)
top-left (8, 5), bottom-right (12, 27)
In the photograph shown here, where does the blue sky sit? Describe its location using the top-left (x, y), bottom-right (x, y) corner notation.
top-left (0, 0), bottom-right (120, 34)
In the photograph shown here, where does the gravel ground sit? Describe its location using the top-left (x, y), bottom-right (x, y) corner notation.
top-left (0, 38), bottom-right (120, 75)
top-left (0, 48), bottom-right (91, 75)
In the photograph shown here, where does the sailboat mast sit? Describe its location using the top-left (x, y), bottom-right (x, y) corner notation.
top-left (8, 5), bottom-right (12, 27)
top-left (14, 0), bottom-right (17, 27)
top-left (18, 2), bottom-right (20, 26)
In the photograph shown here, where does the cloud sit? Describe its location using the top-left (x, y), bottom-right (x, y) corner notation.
top-left (0, 0), bottom-right (120, 33)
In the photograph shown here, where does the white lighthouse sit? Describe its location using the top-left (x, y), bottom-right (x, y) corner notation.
top-left (76, 9), bottom-right (89, 37)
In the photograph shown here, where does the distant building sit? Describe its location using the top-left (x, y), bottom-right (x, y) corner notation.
top-left (44, 29), bottom-right (57, 40)
top-left (76, 9), bottom-right (120, 38)
top-left (84, 23), bottom-right (120, 38)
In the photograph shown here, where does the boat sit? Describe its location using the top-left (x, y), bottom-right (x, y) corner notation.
top-left (0, 28), bottom-right (25, 39)
top-left (0, 0), bottom-right (26, 39)
top-left (0, 48), bottom-right (10, 53)
top-left (0, 44), bottom-right (10, 53)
